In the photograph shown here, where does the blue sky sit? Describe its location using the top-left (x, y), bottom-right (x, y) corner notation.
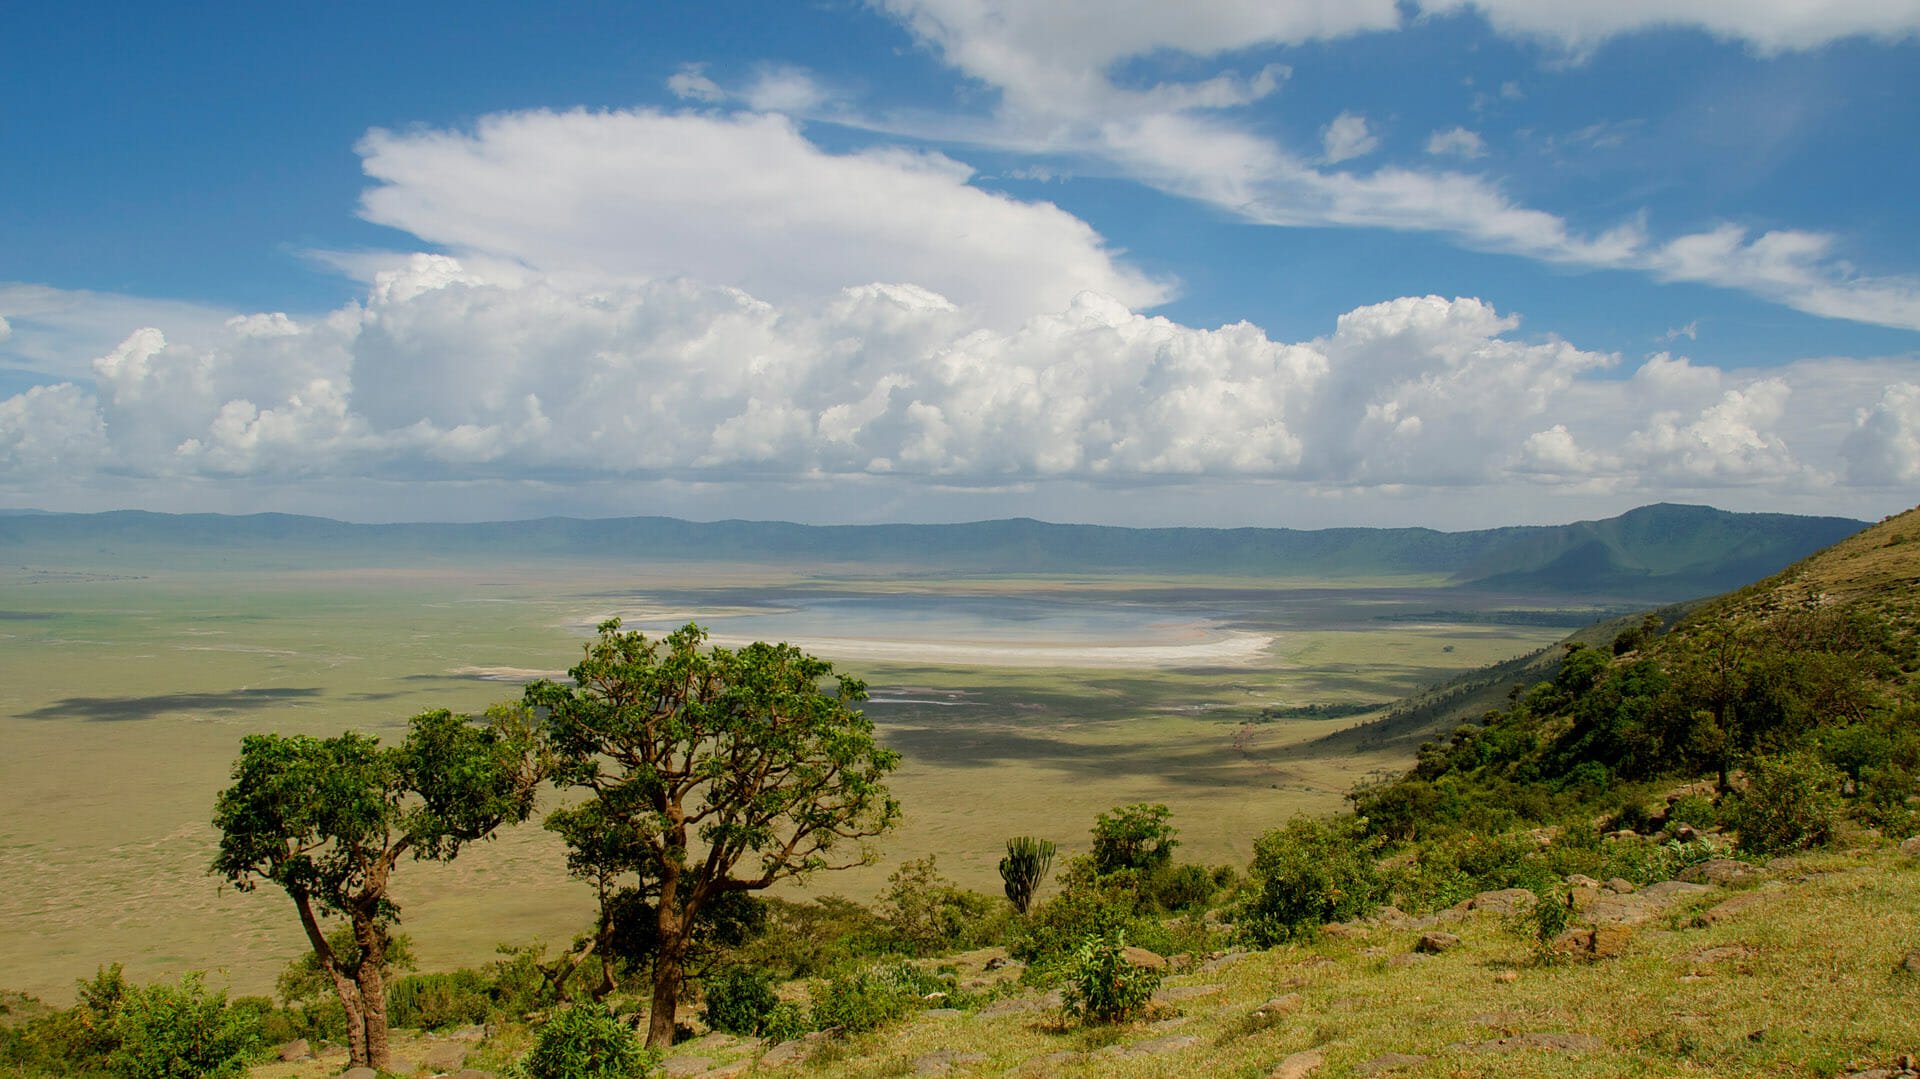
top-left (3, 1), bottom-right (1918, 528)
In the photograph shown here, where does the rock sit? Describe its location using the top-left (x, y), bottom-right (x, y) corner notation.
top-left (1251, 993), bottom-right (1303, 1018)
top-left (387, 1059), bottom-right (417, 1076)
top-left (1565, 874), bottom-right (1601, 888)
top-left (1469, 888), bottom-right (1537, 914)
top-left (1370, 905), bottom-right (1413, 927)
top-left (1199, 950), bottom-right (1249, 973)
top-left (1642, 880), bottom-right (1714, 900)
top-left (1898, 835), bottom-right (1920, 858)
top-left (1268, 1048), bottom-right (1325, 1078)
top-left (694, 1064), bottom-right (749, 1079)
top-left (422, 1044), bottom-right (468, 1071)
top-left (680, 1032), bottom-right (738, 1053)
top-left (1386, 953), bottom-right (1430, 968)
top-left (1608, 829), bottom-right (1641, 840)
top-left (1666, 781), bottom-right (1717, 804)
top-left (1554, 925), bottom-right (1634, 960)
top-left (660, 1055), bottom-right (715, 1076)
top-left (912, 1050), bottom-right (989, 1075)
top-left (341, 1070), bottom-right (378, 1079)
top-left (1321, 922), bottom-right (1366, 938)
top-left (276, 1038), bottom-right (312, 1062)
top-left (1494, 970), bottom-right (1519, 983)
top-left (925, 1007), bottom-right (963, 1017)
top-left (1121, 945), bottom-right (1169, 970)
top-left (1356, 1052), bottom-right (1429, 1074)
top-left (1415, 931), bottom-right (1461, 954)
top-left (759, 1031), bottom-right (830, 1067)
top-left (1680, 858), bottom-right (1763, 885)
top-left (1605, 878), bottom-right (1636, 894)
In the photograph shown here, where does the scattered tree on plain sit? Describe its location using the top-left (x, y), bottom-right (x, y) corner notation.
top-left (528, 620), bottom-right (900, 1048)
top-left (210, 706), bottom-right (542, 1071)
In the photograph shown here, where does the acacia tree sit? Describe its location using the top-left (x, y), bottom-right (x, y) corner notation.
top-left (210, 706), bottom-right (541, 1071)
top-left (527, 620), bottom-right (900, 1048)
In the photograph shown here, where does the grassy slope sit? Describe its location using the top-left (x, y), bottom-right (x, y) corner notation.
top-left (245, 845), bottom-right (1920, 1078)
top-left (777, 851), bottom-right (1920, 1079)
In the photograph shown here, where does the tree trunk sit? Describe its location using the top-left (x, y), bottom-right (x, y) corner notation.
top-left (352, 913), bottom-right (393, 1072)
top-left (647, 937), bottom-right (686, 1049)
top-left (646, 885), bottom-right (689, 1050)
top-left (291, 892), bottom-right (370, 1068)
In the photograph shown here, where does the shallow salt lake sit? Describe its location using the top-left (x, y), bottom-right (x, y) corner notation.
top-left (582, 589), bottom-right (1278, 667)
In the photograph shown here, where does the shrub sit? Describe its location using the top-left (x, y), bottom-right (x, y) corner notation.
top-left (1008, 857), bottom-right (1136, 968)
top-left (999, 837), bottom-right (1056, 915)
top-left (1511, 886), bottom-right (1573, 964)
top-left (1239, 815), bottom-right (1385, 946)
top-left (1665, 793), bottom-right (1719, 831)
top-left (1733, 752), bottom-right (1843, 855)
top-left (700, 967), bottom-right (779, 1036)
top-left (1149, 863), bottom-right (1218, 912)
top-left (107, 972), bottom-right (262, 1079)
top-left (1060, 930), bottom-right (1161, 1024)
top-left (519, 1003), bottom-right (653, 1079)
top-left (760, 1001), bottom-right (810, 1043)
top-left (808, 961), bottom-right (932, 1034)
top-left (387, 970), bottom-right (492, 1031)
top-left (1091, 804), bottom-right (1178, 876)
top-left (878, 856), bottom-right (1006, 955)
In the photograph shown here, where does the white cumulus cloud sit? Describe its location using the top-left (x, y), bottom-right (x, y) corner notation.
top-left (1425, 127), bottom-right (1487, 158)
top-left (1322, 112), bottom-right (1379, 164)
top-left (354, 108), bottom-right (1170, 329)
top-left (1842, 383), bottom-right (1920, 485)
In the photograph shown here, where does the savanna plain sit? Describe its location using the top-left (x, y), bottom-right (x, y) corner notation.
top-left (0, 554), bottom-right (1591, 1003)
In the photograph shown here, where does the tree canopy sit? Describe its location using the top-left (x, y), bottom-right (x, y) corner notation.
top-left (210, 706), bottom-right (541, 1070)
top-left (527, 620), bottom-right (899, 1047)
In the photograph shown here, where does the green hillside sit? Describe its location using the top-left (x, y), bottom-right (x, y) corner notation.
top-left (1355, 503), bottom-right (1920, 843)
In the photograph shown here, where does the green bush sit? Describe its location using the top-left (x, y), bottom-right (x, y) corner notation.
top-left (1091, 804), bottom-right (1178, 876)
top-left (1665, 793), bottom-right (1720, 831)
top-left (1239, 815), bottom-right (1386, 946)
top-left (808, 961), bottom-right (930, 1034)
top-left (1149, 863), bottom-right (1219, 912)
top-left (1060, 930), bottom-right (1161, 1024)
top-left (387, 970), bottom-right (492, 1031)
top-left (1008, 857), bottom-right (1136, 968)
top-left (700, 967), bottom-right (780, 1036)
top-left (106, 972), bottom-right (262, 1079)
top-left (1733, 752), bottom-right (1844, 855)
top-left (877, 856), bottom-right (1006, 955)
top-left (760, 1001), bottom-right (811, 1043)
top-left (519, 1003), bottom-right (653, 1079)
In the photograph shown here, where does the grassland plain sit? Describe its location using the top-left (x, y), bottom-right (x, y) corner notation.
top-left (0, 558), bottom-right (1592, 1002)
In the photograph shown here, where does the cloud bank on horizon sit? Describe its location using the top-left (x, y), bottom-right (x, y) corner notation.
top-left (1, 1), bottom-right (1917, 528)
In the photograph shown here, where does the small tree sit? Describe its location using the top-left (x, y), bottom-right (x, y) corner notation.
top-left (210, 706), bottom-right (541, 1071)
top-left (529, 621), bottom-right (900, 1048)
top-left (1091, 803), bottom-right (1177, 876)
top-left (999, 837), bottom-right (1055, 914)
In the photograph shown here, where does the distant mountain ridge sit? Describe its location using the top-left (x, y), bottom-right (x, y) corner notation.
top-left (0, 503), bottom-right (1864, 601)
